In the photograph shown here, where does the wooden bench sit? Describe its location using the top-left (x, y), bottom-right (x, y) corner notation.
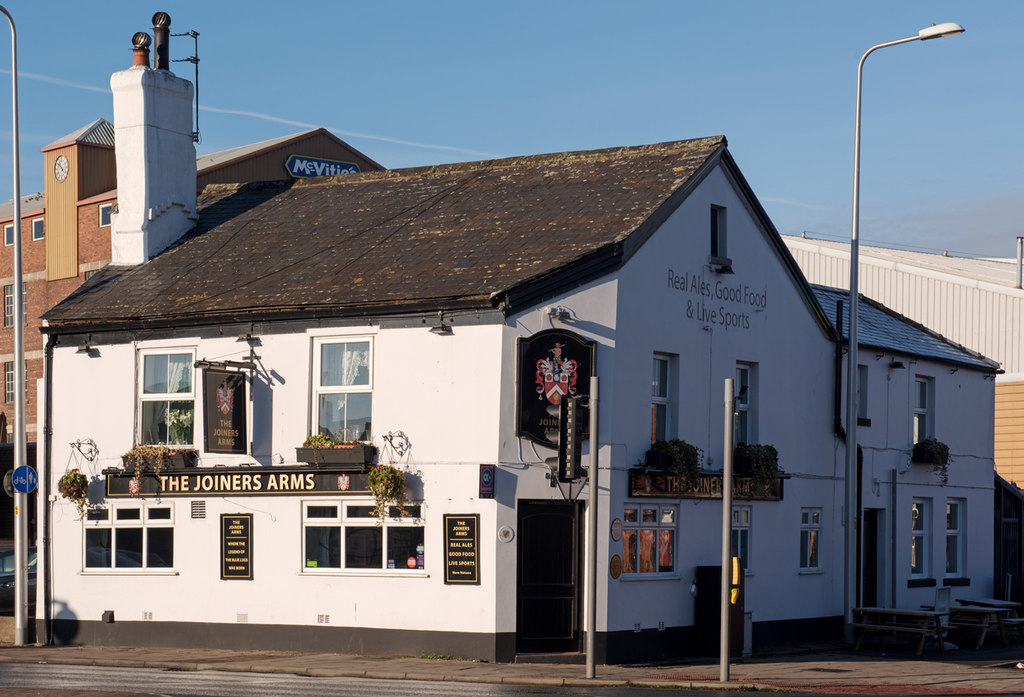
top-left (851, 607), bottom-right (948, 655)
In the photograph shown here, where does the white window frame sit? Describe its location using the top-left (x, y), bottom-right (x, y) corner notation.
top-left (311, 337), bottom-right (374, 442)
top-left (799, 507), bottom-right (822, 571)
top-left (621, 503), bottom-right (677, 577)
top-left (945, 498), bottom-right (964, 578)
top-left (911, 497), bottom-right (931, 578)
top-left (735, 363), bottom-right (757, 444)
top-left (651, 354), bottom-right (675, 443)
top-left (137, 348), bottom-right (196, 447)
top-left (913, 376), bottom-right (935, 443)
top-left (732, 504), bottom-right (752, 572)
top-left (3, 223), bottom-right (12, 247)
top-left (31, 217), bottom-right (43, 241)
top-left (857, 364), bottom-right (869, 422)
top-left (3, 282), bottom-right (26, 327)
top-left (301, 499), bottom-right (425, 575)
top-left (83, 503), bottom-right (176, 574)
top-left (710, 205), bottom-right (727, 260)
top-left (99, 203), bottom-right (113, 227)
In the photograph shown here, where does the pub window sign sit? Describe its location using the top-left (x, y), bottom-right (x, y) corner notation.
top-left (516, 329), bottom-right (595, 448)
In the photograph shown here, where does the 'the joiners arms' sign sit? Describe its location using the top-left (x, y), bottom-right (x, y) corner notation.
top-left (516, 329), bottom-right (595, 447)
top-left (203, 369), bottom-right (247, 454)
top-left (106, 467), bottom-right (371, 498)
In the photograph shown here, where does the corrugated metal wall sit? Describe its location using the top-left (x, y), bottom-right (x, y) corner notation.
top-left (76, 144), bottom-right (116, 200)
top-left (44, 147), bottom-right (78, 281)
top-left (788, 244), bottom-right (1023, 375)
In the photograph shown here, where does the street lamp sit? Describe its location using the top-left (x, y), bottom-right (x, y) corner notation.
top-left (0, 3), bottom-right (26, 646)
top-left (844, 22), bottom-right (964, 641)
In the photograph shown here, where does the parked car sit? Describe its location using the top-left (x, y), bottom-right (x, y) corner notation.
top-left (0, 547), bottom-right (37, 614)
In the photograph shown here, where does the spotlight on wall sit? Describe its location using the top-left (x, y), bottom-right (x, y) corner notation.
top-left (429, 311), bottom-right (453, 335)
top-left (545, 305), bottom-right (571, 322)
top-left (888, 360), bottom-right (905, 370)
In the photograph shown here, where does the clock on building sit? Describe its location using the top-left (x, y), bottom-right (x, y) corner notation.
top-left (54, 154), bottom-right (68, 182)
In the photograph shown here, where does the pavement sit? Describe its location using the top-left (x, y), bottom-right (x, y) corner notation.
top-left (2, 639), bottom-right (1024, 695)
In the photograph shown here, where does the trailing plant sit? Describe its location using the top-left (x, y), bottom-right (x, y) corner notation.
top-left (302, 433), bottom-right (363, 448)
top-left (734, 443), bottom-right (781, 492)
top-left (57, 468), bottom-right (89, 518)
top-left (912, 438), bottom-right (952, 484)
top-left (367, 464), bottom-right (408, 524)
top-left (646, 439), bottom-right (703, 486)
top-left (122, 445), bottom-right (174, 493)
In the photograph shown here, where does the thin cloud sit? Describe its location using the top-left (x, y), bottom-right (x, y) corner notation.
top-left (0, 69), bottom-right (500, 159)
top-left (199, 105), bottom-right (501, 158)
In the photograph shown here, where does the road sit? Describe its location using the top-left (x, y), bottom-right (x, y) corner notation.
top-left (0, 663), bottom-right (822, 697)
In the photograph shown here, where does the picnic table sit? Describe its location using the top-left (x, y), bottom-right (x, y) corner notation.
top-left (956, 597), bottom-right (1024, 643)
top-left (851, 606), bottom-right (949, 655)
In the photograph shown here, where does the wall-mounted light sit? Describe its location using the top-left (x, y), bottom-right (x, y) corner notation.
top-left (429, 311), bottom-right (452, 335)
top-left (545, 305), bottom-right (571, 322)
top-left (76, 335), bottom-right (99, 357)
top-left (236, 331), bottom-right (261, 346)
top-left (888, 360), bottom-right (905, 370)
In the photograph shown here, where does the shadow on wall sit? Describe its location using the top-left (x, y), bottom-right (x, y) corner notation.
top-left (52, 600), bottom-right (79, 645)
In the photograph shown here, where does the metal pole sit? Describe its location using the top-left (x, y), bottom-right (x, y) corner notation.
top-left (0, 4), bottom-right (25, 646)
top-left (1015, 236), bottom-right (1022, 289)
top-left (845, 31), bottom-right (928, 644)
top-left (585, 376), bottom-right (599, 678)
top-left (720, 378), bottom-right (734, 683)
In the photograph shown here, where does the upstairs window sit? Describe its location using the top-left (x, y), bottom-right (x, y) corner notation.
top-left (31, 218), bottom-right (43, 241)
top-left (139, 350), bottom-right (195, 446)
top-left (913, 376), bottom-right (934, 442)
top-left (313, 338), bottom-right (373, 441)
top-left (3, 224), bottom-right (12, 246)
top-left (3, 282), bottom-right (26, 327)
top-left (99, 204), bottom-right (113, 227)
top-left (735, 363), bottom-right (757, 444)
top-left (651, 354), bottom-right (674, 443)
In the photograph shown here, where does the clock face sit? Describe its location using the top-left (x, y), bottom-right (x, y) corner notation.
top-left (54, 155), bottom-right (68, 182)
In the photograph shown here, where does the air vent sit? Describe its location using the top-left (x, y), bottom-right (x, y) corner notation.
top-left (191, 501), bottom-right (206, 519)
top-left (317, 614), bottom-right (330, 624)
top-left (143, 611), bottom-right (153, 621)
top-left (633, 623), bottom-right (641, 633)
top-left (236, 613), bottom-right (248, 623)
top-left (658, 621), bottom-right (665, 632)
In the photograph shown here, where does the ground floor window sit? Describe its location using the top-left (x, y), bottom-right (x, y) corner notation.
top-left (911, 497), bottom-right (931, 577)
top-left (302, 500), bottom-right (424, 572)
top-left (621, 503), bottom-right (676, 575)
top-left (799, 507), bottom-right (821, 570)
top-left (946, 498), bottom-right (964, 577)
top-left (84, 504), bottom-right (174, 569)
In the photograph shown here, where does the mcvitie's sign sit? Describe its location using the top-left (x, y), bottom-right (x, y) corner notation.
top-left (106, 467), bottom-right (371, 498)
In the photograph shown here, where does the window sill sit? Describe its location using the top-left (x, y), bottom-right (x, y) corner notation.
top-left (943, 577), bottom-right (970, 587)
top-left (798, 568), bottom-right (824, 575)
top-left (301, 569), bottom-right (430, 578)
top-left (857, 417), bottom-right (872, 427)
top-left (80, 569), bottom-right (179, 577)
top-left (619, 573), bottom-right (681, 582)
top-left (907, 577), bottom-right (937, 588)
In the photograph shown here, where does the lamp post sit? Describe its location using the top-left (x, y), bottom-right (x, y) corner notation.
top-left (0, 3), bottom-right (26, 646)
top-left (844, 22), bottom-right (964, 641)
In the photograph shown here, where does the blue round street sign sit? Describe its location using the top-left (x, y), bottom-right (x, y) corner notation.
top-left (12, 465), bottom-right (37, 494)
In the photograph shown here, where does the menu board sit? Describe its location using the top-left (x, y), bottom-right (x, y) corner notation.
top-left (443, 514), bottom-right (480, 585)
top-left (221, 514), bottom-right (253, 580)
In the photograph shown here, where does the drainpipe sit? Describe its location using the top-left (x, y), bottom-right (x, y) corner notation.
top-left (1016, 237), bottom-right (1022, 290)
top-left (834, 301), bottom-right (846, 437)
top-left (40, 333), bottom-right (54, 645)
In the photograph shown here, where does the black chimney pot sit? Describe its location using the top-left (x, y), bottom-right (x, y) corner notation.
top-left (152, 12), bottom-right (171, 70)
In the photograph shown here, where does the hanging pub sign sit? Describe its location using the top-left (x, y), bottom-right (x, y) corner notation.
top-left (516, 329), bottom-right (595, 448)
top-left (203, 369), bottom-right (247, 454)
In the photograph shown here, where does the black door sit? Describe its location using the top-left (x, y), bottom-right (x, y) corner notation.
top-left (516, 500), bottom-right (580, 653)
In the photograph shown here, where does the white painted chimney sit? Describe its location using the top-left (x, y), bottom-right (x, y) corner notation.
top-left (110, 16), bottom-right (197, 265)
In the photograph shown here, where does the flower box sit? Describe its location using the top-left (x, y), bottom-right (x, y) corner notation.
top-left (121, 449), bottom-right (197, 471)
top-left (296, 445), bottom-right (377, 467)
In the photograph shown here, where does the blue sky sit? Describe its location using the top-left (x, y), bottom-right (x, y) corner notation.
top-left (0, 1), bottom-right (1019, 257)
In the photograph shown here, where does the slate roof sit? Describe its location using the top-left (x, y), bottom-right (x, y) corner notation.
top-left (812, 285), bottom-right (1000, 372)
top-left (43, 137), bottom-right (733, 330)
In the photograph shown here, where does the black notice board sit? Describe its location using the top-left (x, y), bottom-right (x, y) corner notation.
top-left (221, 513), bottom-right (253, 580)
top-left (443, 514), bottom-right (480, 585)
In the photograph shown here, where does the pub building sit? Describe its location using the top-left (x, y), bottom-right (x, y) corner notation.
top-left (36, 16), bottom-right (998, 663)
